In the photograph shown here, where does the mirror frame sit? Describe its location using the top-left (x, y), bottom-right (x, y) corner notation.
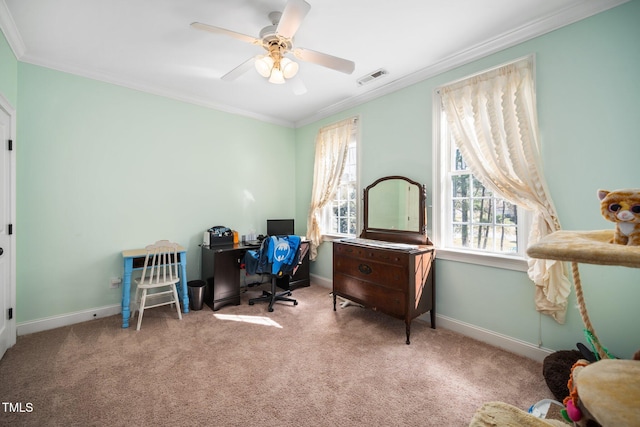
top-left (360, 175), bottom-right (431, 245)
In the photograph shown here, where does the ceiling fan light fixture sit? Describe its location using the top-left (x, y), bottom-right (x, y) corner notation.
top-left (281, 57), bottom-right (299, 79)
top-left (255, 55), bottom-right (274, 77)
top-left (269, 67), bottom-right (286, 84)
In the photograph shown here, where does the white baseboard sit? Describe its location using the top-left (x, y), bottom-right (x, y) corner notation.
top-left (310, 273), bottom-right (332, 289)
top-left (311, 274), bottom-right (552, 363)
top-left (426, 314), bottom-right (553, 363)
top-left (17, 304), bottom-right (121, 336)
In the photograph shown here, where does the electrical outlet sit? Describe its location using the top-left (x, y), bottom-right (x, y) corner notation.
top-left (110, 277), bottom-right (122, 289)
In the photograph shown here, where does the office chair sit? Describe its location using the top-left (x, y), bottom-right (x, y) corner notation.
top-left (245, 235), bottom-right (302, 312)
top-left (134, 240), bottom-right (183, 330)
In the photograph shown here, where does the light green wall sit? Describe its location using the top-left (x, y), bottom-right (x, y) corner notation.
top-left (296, 1), bottom-right (640, 358)
top-left (16, 63), bottom-right (296, 323)
top-left (4, 2), bottom-right (639, 358)
top-left (0, 28), bottom-right (18, 106)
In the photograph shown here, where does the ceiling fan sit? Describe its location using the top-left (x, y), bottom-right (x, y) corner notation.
top-left (191, 0), bottom-right (355, 94)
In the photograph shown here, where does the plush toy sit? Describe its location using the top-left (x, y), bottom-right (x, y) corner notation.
top-left (562, 351), bottom-right (640, 427)
top-left (562, 360), bottom-right (590, 425)
top-left (598, 189), bottom-right (640, 246)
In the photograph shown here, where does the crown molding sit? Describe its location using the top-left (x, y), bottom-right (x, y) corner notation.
top-left (17, 52), bottom-right (295, 128)
top-left (0, 0), bottom-right (25, 58)
top-left (0, 0), bottom-right (628, 129)
top-left (0, 0), bottom-right (294, 128)
top-left (293, 0), bottom-right (629, 128)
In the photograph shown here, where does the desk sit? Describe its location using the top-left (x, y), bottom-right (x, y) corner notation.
top-left (121, 245), bottom-right (189, 328)
top-left (201, 241), bottom-right (310, 311)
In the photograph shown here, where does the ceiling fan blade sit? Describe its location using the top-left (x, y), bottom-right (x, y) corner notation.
top-left (191, 22), bottom-right (262, 46)
top-left (290, 76), bottom-right (307, 95)
top-left (276, 0), bottom-right (311, 39)
top-left (293, 48), bottom-right (355, 74)
top-left (221, 57), bottom-right (256, 81)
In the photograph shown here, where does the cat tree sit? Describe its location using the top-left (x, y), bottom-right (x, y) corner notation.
top-left (527, 229), bottom-right (640, 360)
top-left (527, 229), bottom-right (640, 426)
top-left (470, 229), bottom-right (640, 426)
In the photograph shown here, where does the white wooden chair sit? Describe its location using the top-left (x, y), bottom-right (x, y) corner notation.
top-left (134, 240), bottom-right (183, 330)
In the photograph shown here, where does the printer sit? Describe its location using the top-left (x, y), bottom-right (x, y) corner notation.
top-left (204, 226), bottom-right (234, 247)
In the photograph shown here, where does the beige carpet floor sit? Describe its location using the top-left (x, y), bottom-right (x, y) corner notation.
top-left (0, 283), bottom-right (553, 426)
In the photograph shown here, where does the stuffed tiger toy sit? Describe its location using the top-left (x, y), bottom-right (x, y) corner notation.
top-left (598, 189), bottom-right (640, 246)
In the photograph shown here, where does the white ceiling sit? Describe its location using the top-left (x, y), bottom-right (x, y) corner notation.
top-left (0, 0), bottom-right (627, 127)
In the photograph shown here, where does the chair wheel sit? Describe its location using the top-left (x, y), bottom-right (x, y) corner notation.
top-left (294, 301), bottom-right (298, 305)
top-left (268, 307), bottom-right (274, 312)
top-left (249, 302), bottom-right (254, 305)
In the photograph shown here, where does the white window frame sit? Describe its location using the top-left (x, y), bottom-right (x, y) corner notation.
top-left (432, 81), bottom-right (529, 272)
top-left (321, 119), bottom-right (360, 240)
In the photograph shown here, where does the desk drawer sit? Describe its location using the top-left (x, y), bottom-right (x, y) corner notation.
top-left (334, 273), bottom-right (405, 317)
top-left (334, 254), bottom-right (407, 291)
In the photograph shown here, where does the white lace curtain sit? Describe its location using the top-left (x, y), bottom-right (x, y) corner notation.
top-left (306, 117), bottom-right (356, 260)
top-left (440, 57), bottom-right (572, 323)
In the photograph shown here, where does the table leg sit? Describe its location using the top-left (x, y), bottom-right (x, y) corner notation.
top-left (180, 255), bottom-right (189, 313)
top-left (122, 258), bottom-right (133, 328)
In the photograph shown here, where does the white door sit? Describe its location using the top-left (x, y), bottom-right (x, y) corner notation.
top-left (0, 96), bottom-right (16, 360)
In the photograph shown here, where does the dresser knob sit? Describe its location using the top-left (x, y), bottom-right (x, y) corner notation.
top-left (358, 264), bottom-right (372, 275)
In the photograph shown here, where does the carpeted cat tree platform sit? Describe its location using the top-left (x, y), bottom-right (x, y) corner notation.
top-left (470, 229), bottom-right (640, 427)
top-left (528, 229), bottom-right (640, 267)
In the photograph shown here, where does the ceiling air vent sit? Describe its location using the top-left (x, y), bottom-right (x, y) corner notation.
top-left (356, 68), bottom-right (388, 86)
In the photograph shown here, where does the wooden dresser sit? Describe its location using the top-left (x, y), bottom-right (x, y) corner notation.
top-left (333, 238), bottom-right (435, 344)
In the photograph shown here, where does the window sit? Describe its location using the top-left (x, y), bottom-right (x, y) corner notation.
top-left (433, 70), bottom-right (529, 271)
top-left (448, 136), bottom-right (521, 255)
top-left (307, 116), bottom-right (359, 260)
top-left (322, 129), bottom-right (358, 237)
top-left (434, 57), bottom-right (570, 318)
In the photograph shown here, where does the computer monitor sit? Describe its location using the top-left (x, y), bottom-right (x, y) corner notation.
top-left (267, 219), bottom-right (294, 236)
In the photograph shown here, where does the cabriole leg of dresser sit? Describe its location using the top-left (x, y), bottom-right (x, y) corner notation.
top-left (405, 321), bottom-right (411, 345)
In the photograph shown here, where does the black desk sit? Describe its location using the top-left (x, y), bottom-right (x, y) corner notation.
top-left (201, 241), bottom-right (310, 311)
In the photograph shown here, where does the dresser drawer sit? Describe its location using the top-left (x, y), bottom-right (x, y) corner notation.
top-left (334, 243), bottom-right (409, 268)
top-left (334, 254), bottom-right (407, 290)
top-left (334, 273), bottom-right (406, 317)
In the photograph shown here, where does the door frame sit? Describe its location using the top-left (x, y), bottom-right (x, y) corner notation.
top-left (0, 92), bottom-right (16, 359)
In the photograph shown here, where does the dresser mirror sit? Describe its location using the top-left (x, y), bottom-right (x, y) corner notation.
top-left (361, 175), bottom-right (430, 245)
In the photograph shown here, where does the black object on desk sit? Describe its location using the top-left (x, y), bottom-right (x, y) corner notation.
top-left (201, 241), bottom-right (310, 311)
top-left (267, 218), bottom-right (294, 236)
